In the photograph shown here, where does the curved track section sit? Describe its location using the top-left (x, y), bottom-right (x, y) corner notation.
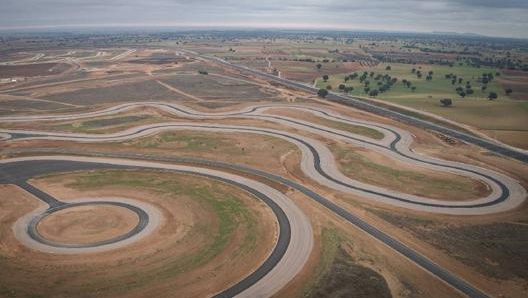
top-left (1, 156), bottom-right (313, 298)
top-left (28, 201), bottom-right (149, 248)
top-left (2, 155), bottom-right (493, 298)
top-left (14, 197), bottom-right (161, 254)
top-left (1, 102), bottom-right (525, 297)
top-left (1, 109), bottom-right (525, 214)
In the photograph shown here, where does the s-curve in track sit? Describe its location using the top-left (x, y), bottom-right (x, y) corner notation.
top-left (1, 102), bottom-right (526, 215)
top-left (0, 156), bottom-right (313, 298)
top-left (1, 103), bottom-right (525, 297)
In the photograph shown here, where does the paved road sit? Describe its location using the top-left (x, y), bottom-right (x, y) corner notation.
top-left (0, 156), bottom-right (312, 298)
top-left (185, 49), bottom-right (528, 163)
top-left (2, 103), bottom-right (525, 215)
top-left (26, 200), bottom-right (150, 249)
top-left (2, 153), bottom-right (493, 298)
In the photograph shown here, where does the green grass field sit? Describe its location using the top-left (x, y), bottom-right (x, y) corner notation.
top-left (316, 63), bottom-right (528, 147)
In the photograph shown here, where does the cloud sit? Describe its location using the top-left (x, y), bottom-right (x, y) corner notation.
top-left (445, 0), bottom-right (528, 9)
top-left (0, 0), bottom-right (527, 38)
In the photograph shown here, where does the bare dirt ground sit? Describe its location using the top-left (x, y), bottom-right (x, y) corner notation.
top-left (37, 204), bottom-right (139, 245)
top-left (497, 69), bottom-right (528, 101)
top-left (0, 63), bottom-right (71, 78)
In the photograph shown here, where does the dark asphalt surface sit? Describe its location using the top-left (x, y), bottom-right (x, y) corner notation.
top-left (2, 150), bottom-right (491, 298)
top-left (0, 158), bottom-right (291, 298)
top-left (8, 121), bottom-right (510, 209)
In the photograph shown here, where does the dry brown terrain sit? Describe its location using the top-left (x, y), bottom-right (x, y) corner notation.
top-left (37, 204), bottom-right (139, 245)
top-left (0, 63), bottom-right (71, 78)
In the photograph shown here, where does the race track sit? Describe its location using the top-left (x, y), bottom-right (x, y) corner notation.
top-left (1, 102), bottom-right (525, 215)
top-left (1, 156), bottom-right (313, 298)
top-left (1, 101), bottom-right (525, 298)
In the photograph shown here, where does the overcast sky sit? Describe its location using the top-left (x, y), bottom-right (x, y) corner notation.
top-left (1, 0), bottom-right (527, 38)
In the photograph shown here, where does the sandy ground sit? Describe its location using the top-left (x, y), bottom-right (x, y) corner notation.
top-left (37, 204), bottom-right (139, 245)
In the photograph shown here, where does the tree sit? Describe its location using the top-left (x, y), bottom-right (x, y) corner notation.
top-left (488, 92), bottom-right (498, 100)
top-left (411, 86), bottom-right (417, 92)
top-left (338, 84), bottom-right (346, 91)
top-left (440, 98), bottom-right (452, 107)
top-left (386, 65), bottom-right (391, 70)
top-left (459, 91), bottom-right (466, 98)
top-left (369, 89), bottom-right (379, 97)
top-left (344, 76), bottom-right (350, 83)
top-left (317, 88), bottom-right (329, 98)
top-left (316, 63), bottom-right (322, 70)
top-left (505, 88), bottom-right (513, 95)
top-left (322, 74), bottom-right (329, 82)
top-left (411, 68), bottom-right (416, 73)
top-left (326, 84), bottom-right (332, 90)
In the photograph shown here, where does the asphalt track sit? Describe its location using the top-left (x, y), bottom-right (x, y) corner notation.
top-left (2, 153), bottom-right (493, 298)
top-left (26, 200), bottom-right (150, 249)
top-left (1, 103), bottom-right (525, 215)
top-left (0, 107), bottom-right (522, 297)
top-left (1, 157), bottom-right (313, 298)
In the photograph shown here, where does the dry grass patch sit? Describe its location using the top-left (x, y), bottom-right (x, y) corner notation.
top-left (331, 142), bottom-right (490, 201)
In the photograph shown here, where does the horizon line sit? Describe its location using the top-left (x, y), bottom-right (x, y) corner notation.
top-left (0, 24), bottom-right (526, 40)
